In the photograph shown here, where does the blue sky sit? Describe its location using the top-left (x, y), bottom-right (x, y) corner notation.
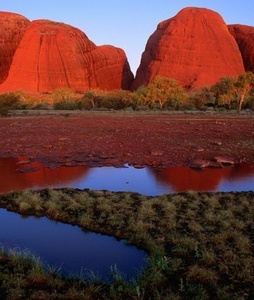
top-left (1, 0), bottom-right (253, 74)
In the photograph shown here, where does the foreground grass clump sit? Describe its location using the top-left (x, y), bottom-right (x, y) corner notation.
top-left (0, 189), bottom-right (253, 299)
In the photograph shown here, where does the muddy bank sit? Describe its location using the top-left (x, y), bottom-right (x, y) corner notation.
top-left (0, 111), bottom-right (254, 168)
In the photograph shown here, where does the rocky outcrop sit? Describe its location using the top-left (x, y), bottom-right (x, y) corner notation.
top-left (0, 12), bottom-right (30, 84)
top-left (89, 45), bottom-right (134, 90)
top-left (0, 19), bottom-right (133, 93)
top-left (132, 7), bottom-right (245, 90)
top-left (228, 24), bottom-right (254, 72)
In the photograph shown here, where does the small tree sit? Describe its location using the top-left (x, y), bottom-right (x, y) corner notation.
top-left (134, 86), bottom-right (151, 109)
top-left (51, 88), bottom-right (77, 110)
top-left (234, 72), bottom-right (254, 112)
top-left (82, 90), bottom-right (98, 109)
top-left (51, 88), bottom-right (75, 102)
top-left (212, 72), bottom-right (254, 112)
top-left (212, 77), bottom-right (237, 108)
top-left (134, 76), bottom-right (188, 109)
top-left (190, 86), bottom-right (215, 108)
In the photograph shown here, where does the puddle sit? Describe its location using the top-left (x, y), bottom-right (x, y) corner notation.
top-left (0, 157), bottom-right (253, 278)
top-left (0, 208), bottom-right (147, 279)
top-left (0, 157), bottom-right (254, 195)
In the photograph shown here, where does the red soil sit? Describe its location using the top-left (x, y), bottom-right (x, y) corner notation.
top-left (0, 112), bottom-right (254, 169)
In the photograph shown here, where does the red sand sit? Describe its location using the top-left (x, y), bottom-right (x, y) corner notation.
top-left (0, 112), bottom-right (254, 168)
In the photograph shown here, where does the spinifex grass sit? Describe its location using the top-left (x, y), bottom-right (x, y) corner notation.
top-left (0, 189), bottom-right (253, 299)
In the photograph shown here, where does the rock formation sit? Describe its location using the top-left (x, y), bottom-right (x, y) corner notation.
top-left (0, 12), bottom-right (30, 84)
top-left (228, 24), bottom-right (254, 72)
top-left (0, 19), bottom-right (133, 93)
top-left (132, 7), bottom-right (245, 90)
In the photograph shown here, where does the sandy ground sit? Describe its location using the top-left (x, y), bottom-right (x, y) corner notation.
top-left (0, 110), bottom-right (254, 169)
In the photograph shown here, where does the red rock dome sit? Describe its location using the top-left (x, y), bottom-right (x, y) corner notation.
top-left (0, 12), bottom-right (30, 84)
top-left (0, 19), bottom-right (133, 93)
top-left (228, 24), bottom-right (254, 72)
top-left (132, 7), bottom-right (245, 90)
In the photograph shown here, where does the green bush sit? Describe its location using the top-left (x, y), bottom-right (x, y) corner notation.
top-left (32, 102), bottom-right (52, 110)
top-left (53, 100), bottom-right (78, 110)
top-left (189, 86), bottom-right (215, 109)
top-left (100, 95), bottom-right (130, 110)
top-left (242, 95), bottom-right (254, 110)
top-left (51, 88), bottom-right (75, 102)
top-left (51, 88), bottom-right (78, 110)
top-left (134, 76), bottom-right (188, 110)
top-left (0, 92), bottom-right (22, 116)
top-left (79, 89), bottom-right (135, 110)
top-left (179, 103), bottom-right (197, 111)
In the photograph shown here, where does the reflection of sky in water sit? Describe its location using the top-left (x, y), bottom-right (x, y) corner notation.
top-left (0, 208), bottom-right (147, 279)
top-left (64, 165), bottom-right (254, 195)
top-left (218, 174), bottom-right (254, 192)
top-left (0, 157), bottom-right (253, 195)
top-left (1, 159), bottom-right (254, 278)
top-left (70, 166), bottom-right (174, 196)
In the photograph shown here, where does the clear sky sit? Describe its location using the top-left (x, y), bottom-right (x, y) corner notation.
top-left (1, 1), bottom-right (253, 75)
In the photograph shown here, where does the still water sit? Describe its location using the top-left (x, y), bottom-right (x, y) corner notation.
top-left (0, 157), bottom-right (253, 278)
top-left (0, 208), bottom-right (147, 279)
top-left (0, 157), bottom-right (253, 195)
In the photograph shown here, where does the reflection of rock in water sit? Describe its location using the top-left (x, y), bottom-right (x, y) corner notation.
top-left (228, 164), bottom-right (254, 179)
top-left (149, 165), bottom-right (254, 192)
top-left (1, 157), bottom-right (254, 194)
top-left (0, 157), bottom-right (90, 194)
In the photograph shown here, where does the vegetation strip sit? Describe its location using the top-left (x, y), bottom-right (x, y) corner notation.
top-left (1, 73), bottom-right (254, 116)
top-left (0, 188), bottom-right (253, 299)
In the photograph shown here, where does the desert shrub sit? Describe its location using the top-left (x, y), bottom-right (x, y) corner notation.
top-left (189, 86), bottom-right (215, 109)
top-left (75, 97), bottom-right (90, 110)
top-left (51, 88), bottom-right (79, 110)
top-left (199, 105), bottom-right (214, 112)
top-left (242, 94), bottom-right (254, 110)
top-left (10, 90), bottom-right (43, 109)
top-left (79, 90), bottom-right (104, 109)
top-left (178, 103), bottom-right (197, 111)
top-left (211, 72), bottom-right (254, 111)
top-left (79, 89), bottom-right (135, 110)
top-left (53, 99), bottom-right (79, 110)
top-left (51, 88), bottom-right (75, 102)
top-left (100, 90), bottom-right (134, 110)
top-left (134, 76), bottom-right (188, 110)
top-left (0, 92), bottom-right (22, 116)
top-left (78, 91), bottom-right (95, 110)
top-left (32, 102), bottom-right (52, 110)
